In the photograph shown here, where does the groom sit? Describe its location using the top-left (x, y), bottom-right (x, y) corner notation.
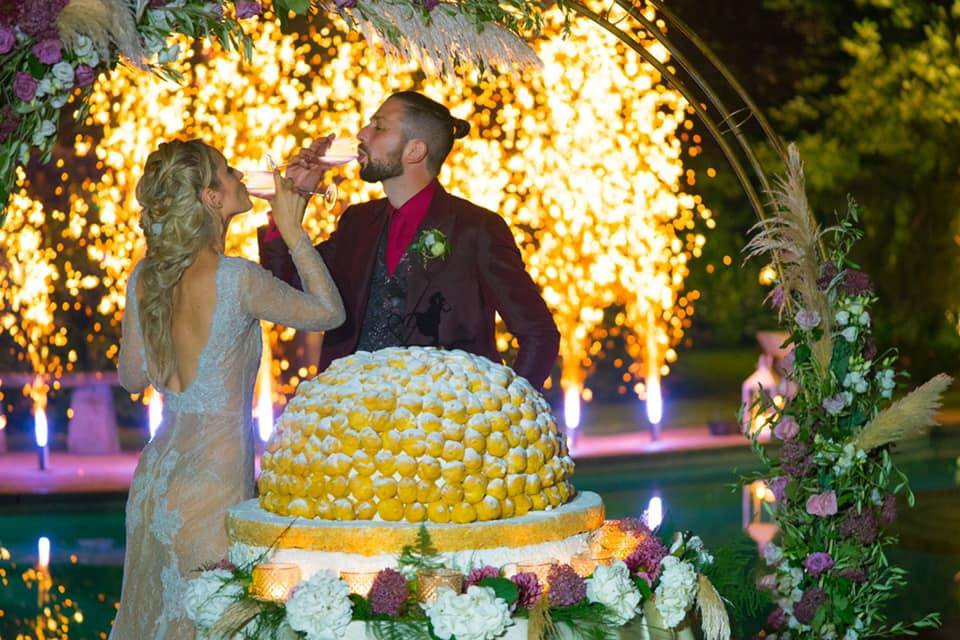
top-left (258, 91), bottom-right (560, 389)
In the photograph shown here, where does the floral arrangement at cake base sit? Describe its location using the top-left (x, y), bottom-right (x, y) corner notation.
top-left (183, 519), bottom-right (732, 639)
top-left (743, 144), bottom-right (952, 639)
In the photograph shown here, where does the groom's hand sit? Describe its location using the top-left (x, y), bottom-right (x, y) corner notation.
top-left (286, 134), bottom-right (335, 195)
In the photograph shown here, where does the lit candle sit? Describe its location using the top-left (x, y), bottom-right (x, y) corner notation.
top-left (416, 568), bottom-right (463, 604)
top-left (38, 536), bottom-right (50, 570)
top-left (250, 562), bottom-right (301, 602)
top-left (340, 570), bottom-right (379, 597)
top-left (514, 560), bottom-right (555, 590)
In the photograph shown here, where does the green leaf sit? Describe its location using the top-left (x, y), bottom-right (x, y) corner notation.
top-left (478, 577), bottom-right (518, 604)
top-left (830, 338), bottom-right (853, 383)
top-left (794, 343), bottom-right (811, 365)
top-left (351, 593), bottom-right (373, 618)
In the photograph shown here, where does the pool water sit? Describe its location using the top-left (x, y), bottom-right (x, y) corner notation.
top-left (2, 433), bottom-right (958, 639)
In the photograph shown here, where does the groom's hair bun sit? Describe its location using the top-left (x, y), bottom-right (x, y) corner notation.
top-left (390, 90), bottom-right (469, 174)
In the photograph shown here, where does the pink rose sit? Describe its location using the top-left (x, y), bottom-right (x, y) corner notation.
top-left (773, 415), bottom-right (799, 440)
top-left (805, 491), bottom-right (837, 517)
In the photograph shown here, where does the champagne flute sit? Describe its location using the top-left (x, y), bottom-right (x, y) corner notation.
top-left (245, 140), bottom-right (358, 211)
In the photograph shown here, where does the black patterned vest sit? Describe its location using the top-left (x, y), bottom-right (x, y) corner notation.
top-left (356, 223), bottom-right (413, 352)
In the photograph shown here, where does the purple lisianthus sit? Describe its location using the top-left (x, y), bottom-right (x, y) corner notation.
top-left (0, 105), bottom-right (20, 142)
top-left (822, 393), bottom-right (848, 416)
top-left (840, 567), bottom-right (868, 584)
top-left (843, 269), bottom-right (872, 295)
top-left (880, 494), bottom-right (897, 525)
top-left (235, 0), bottom-right (261, 18)
top-left (0, 25), bottom-right (14, 54)
top-left (795, 308), bottom-right (821, 330)
top-left (773, 415), bottom-right (799, 440)
top-left (32, 37), bottom-right (61, 64)
top-left (769, 476), bottom-right (789, 504)
top-left (793, 587), bottom-right (826, 625)
top-left (805, 490), bottom-right (838, 517)
top-left (803, 552), bottom-right (834, 577)
top-left (368, 568), bottom-right (407, 617)
top-left (546, 564), bottom-right (586, 607)
top-left (464, 565), bottom-right (500, 589)
top-left (13, 71), bottom-right (38, 101)
top-left (510, 571), bottom-right (543, 609)
top-left (839, 507), bottom-right (878, 544)
top-left (766, 606), bottom-right (788, 630)
top-left (817, 262), bottom-right (838, 291)
top-left (75, 64), bottom-right (96, 88)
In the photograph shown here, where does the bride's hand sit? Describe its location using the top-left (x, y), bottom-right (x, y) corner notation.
top-left (270, 170), bottom-right (308, 245)
top-left (286, 134), bottom-right (337, 195)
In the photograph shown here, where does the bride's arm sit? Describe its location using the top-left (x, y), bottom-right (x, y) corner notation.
top-left (118, 266), bottom-right (150, 393)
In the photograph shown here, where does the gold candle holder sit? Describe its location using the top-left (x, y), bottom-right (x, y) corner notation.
top-left (340, 570), bottom-right (380, 597)
top-left (250, 562), bottom-right (301, 602)
top-left (416, 568), bottom-right (463, 604)
top-left (570, 551), bottom-right (597, 577)
top-left (515, 560), bottom-right (556, 589)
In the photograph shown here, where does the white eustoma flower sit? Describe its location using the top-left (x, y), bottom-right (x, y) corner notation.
top-left (763, 543), bottom-right (783, 566)
top-left (50, 94), bottom-right (68, 109)
top-left (72, 35), bottom-right (99, 66)
top-left (31, 120), bottom-right (56, 146)
top-left (285, 571), bottom-right (353, 640)
top-left (183, 569), bottom-right (244, 630)
top-left (34, 78), bottom-right (52, 99)
top-left (654, 556), bottom-right (698, 629)
top-left (849, 301), bottom-right (864, 316)
top-left (835, 310), bottom-right (850, 325)
top-left (51, 61), bottom-right (74, 89)
top-left (841, 326), bottom-right (859, 342)
top-left (858, 311), bottom-right (870, 326)
top-left (586, 561), bottom-right (641, 625)
top-left (158, 44), bottom-right (181, 64)
top-left (424, 586), bottom-right (513, 640)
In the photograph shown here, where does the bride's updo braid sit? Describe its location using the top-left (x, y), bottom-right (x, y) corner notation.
top-left (134, 139), bottom-right (220, 385)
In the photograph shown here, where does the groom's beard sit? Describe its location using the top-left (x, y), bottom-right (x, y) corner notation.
top-left (360, 148), bottom-right (404, 183)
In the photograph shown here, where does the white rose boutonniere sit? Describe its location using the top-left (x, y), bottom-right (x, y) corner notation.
top-left (412, 228), bottom-right (451, 267)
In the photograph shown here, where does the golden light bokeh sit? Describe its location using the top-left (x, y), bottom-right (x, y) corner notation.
top-left (1, 3), bottom-right (711, 414)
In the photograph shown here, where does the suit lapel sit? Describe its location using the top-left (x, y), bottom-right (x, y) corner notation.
top-left (405, 187), bottom-right (454, 319)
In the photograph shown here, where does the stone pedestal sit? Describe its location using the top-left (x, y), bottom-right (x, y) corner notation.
top-left (67, 383), bottom-right (120, 454)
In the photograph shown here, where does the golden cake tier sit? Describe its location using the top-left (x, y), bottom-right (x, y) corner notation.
top-left (228, 491), bottom-right (604, 554)
top-left (258, 347), bottom-right (575, 523)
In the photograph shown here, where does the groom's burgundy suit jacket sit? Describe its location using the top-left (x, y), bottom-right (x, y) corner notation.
top-left (257, 185), bottom-right (560, 389)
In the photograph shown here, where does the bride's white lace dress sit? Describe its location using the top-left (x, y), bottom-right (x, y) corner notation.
top-left (110, 236), bottom-right (342, 639)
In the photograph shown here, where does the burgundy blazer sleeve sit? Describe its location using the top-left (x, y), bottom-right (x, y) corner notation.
top-left (257, 215), bottom-right (339, 291)
top-left (477, 212), bottom-right (560, 389)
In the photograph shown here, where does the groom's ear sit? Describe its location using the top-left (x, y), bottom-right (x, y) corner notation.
top-left (404, 139), bottom-right (429, 166)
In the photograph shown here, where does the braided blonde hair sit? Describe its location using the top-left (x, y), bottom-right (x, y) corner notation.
top-left (135, 139), bottom-right (221, 386)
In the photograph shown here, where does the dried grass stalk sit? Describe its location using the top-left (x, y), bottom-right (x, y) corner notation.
top-left (57, 0), bottom-right (144, 64)
top-left (696, 574), bottom-right (731, 640)
top-left (744, 143), bottom-right (832, 373)
top-left (855, 373), bottom-right (954, 450)
top-left (526, 594), bottom-right (554, 640)
top-left (207, 598), bottom-right (262, 639)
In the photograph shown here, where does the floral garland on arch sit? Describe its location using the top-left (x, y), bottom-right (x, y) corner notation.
top-left (743, 144), bottom-right (953, 639)
top-left (0, 0), bottom-right (546, 225)
top-left (183, 520), bottom-right (732, 640)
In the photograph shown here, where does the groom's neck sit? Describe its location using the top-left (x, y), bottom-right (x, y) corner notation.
top-left (383, 172), bottom-right (436, 209)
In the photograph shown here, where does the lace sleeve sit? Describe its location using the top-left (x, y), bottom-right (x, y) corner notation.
top-left (240, 233), bottom-right (346, 330)
top-left (118, 264), bottom-right (151, 393)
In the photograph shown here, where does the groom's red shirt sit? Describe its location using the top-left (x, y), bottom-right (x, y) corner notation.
top-left (258, 184), bottom-right (560, 389)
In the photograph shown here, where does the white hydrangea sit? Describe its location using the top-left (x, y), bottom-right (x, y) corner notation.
top-left (686, 535), bottom-right (714, 566)
top-left (285, 571), bottom-right (354, 640)
top-left (653, 556), bottom-right (698, 629)
top-left (183, 569), bottom-right (244, 630)
top-left (423, 586), bottom-right (514, 640)
top-left (585, 561), bottom-right (641, 625)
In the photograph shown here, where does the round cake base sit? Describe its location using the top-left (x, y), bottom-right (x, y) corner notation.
top-left (227, 491), bottom-right (604, 574)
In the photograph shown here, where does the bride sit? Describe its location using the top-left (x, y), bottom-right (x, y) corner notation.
top-left (111, 138), bottom-right (345, 638)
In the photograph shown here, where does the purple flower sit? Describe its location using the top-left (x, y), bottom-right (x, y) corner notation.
top-left (149, 0), bottom-right (168, 6)
top-left (773, 415), bottom-right (799, 440)
top-left (464, 565), bottom-right (500, 589)
top-left (0, 105), bottom-right (20, 142)
top-left (822, 393), bottom-right (848, 416)
top-left (817, 263), bottom-right (838, 291)
top-left (624, 532), bottom-right (668, 578)
top-left (793, 587), bottom-right (826, 625)
top-left (13, 72), bottom-right (38, 102)
top-left (779, 439), bottom-right (812, 477)
top-left (839, 507), bottom-right (878, 544)
top-left (795, 308), bottom-right (821, 330)
top-left (0, 25), bottom-right (13, 54)
top-left (805, 491), bottom-right (837, 517)
top-left (546, 564), bottom-right (586, 607)
top-left (769, 476), bottom-right (789, 504)
top-left (840, 567), bottom-right (868, 584)
top-left (880, 494), bottom-right (897, 525)
top-left (421, 0), bottom-right (440, 10)
top-left (757, 573), bottom-right (777, 592)
top-left (803, 552), bottom-right (834, 577)
top-left (32, 37), bottom-right (61, 64)
top-left (18, 0), bottom-right (69, 38)
top-left (235, 0), bottom-right (261, 18)
top-left (766, 607), bottom-right (788, 630)
top-left (368, 568), bottom-right (407, 617)
top-left (769, 284), bottom-right (785, 311)
top-left (843, 269), bottom-right (872, 295)
top-left (862, 338), bottom-right (878, 362)
top-left (75, 64), bottom-right (96, 87)
top-left (510, 572), bottom-right (543, 609)
top-left (0, 1), bottom-right (23, 27)
top-left (334, 0), bottom-right (357, 7)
